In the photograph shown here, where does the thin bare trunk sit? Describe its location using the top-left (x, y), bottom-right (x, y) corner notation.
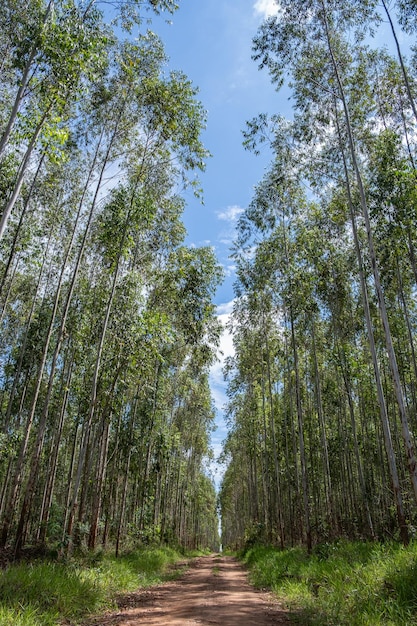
top-left (0, 103), bottom-right (53, 240)
top-left (38, 360), bottom-right (73, 545)
top-left (330, 38), bottom-right (409, 543)
top-left (87, 417), bottom-right (110, 549)
top-left (337, 341), bottom-right (375, 538)
top-left (115, 397), bottom-right (138, 557)
top-left (0, 152), bottom-right (46, 299)
top-left (311, 322), bottom-right (336, 533)
top-left (66, 258), bottom-right (121, 545)
top-left (289, 308), bottom-right (312, 552)
top-left (263, 317), bottom-right (285, 548)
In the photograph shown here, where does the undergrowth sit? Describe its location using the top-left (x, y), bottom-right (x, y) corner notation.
top-left (242, 540), bottom-right (417, 625)
top-left (0, 545), bottom-right (185, 626)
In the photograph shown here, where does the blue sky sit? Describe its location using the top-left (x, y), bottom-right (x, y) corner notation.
top-left (151, 1), bottom-right (284, 483)
top-left (153, 0), bottom-right (280, 299)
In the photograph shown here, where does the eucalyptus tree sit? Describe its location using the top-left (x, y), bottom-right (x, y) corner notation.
top-left (294, 195), bottom-right (379, 539)
top-left (0, 0), bottom-right (224, 554)
top-left (0, 157), bottom-right (84, 549)
top-left (223, 163), bottom-right (378, 547)
top-left (61, 55), bottom-right (212, 549)
top-left (365, 131), bottom-right (417, 437)
top-left (102, 244), bottom-right (221, 553)
top-left (223, 98), bottom-right (417, 546)
top-left (18, 72), bottom-right (210, 552)
top-left (219, 0), bottom-right (417, 550)
top-left (223, 168), bottom-right (309, 548)
top-left (154, 365), bottom-right (217, 548)
top-left (250, 0), bottom-right (417, 543)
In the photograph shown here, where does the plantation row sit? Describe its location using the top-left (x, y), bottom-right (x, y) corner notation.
top-left (0, 0), bottom-right (220, 556)
top-left (220, 1), bottom-right (417, 550)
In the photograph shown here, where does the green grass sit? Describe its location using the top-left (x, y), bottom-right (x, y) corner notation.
top-left (0, 546), bottom-right (185, 626)
top-left (242, 540), bottom-right (417, 625)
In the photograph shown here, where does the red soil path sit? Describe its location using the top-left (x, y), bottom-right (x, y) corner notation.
top-left (85, 554), bottom-right (290, 625)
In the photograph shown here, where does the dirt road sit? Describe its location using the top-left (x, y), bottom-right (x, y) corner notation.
top-left (87, 554), bottom-right (290, 625)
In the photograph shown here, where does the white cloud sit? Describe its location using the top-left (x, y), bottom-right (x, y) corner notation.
top-left (253, 0), bottom-right (280, 19)
top-left (217, 300), bottom-right (234, 316)
top-left (216, 205), bottom-right (243, 248)
top-left (216, 303), bottom-right (235, 361)
top-left (218, 236), bottom-right (233, 245)
top-left (210, 384), bottom-right (228, 410)
top-left (217, 205), bottom-right (244, 223)
top-left (189, 239), bottom-right (212, 249)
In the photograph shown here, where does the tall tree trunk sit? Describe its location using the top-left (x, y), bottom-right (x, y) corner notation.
top-left (13, 214), bottom-right (84, 553)
top-left (66, 258), bottom-right (121, 546)
top-left (115, 396), bottom-right (138, 557)
top-left (323, 1), bottom-right (417, 510)
top-left (0, 103), bottom-right (53, 240)
top-left (289, 307), bottom-right (312, 552)
top-left (330, 38), bottom-right (410, 543)
top-left (1, 231), bottom-right (51, 435)
top-left (11, 135), bottom-right (110, 553)
top-left (311, 321), bottom-right (336, 534)
top-left (0, 151), bottom-right (46, 300)
top-left (336, 337), bottom-right (375, 539)
top-left (260, 368), bottom-right (271, 539)
top-left (263, 318), bottom-right (285, 548)
top-left (87, 360), bottom-right (125, 549)
top-left (87, 417), bottom-right (110, 550)
top-left (0, 231), bottom-right (55, 548)
top-left (37, 359), bottom-right (73, 545)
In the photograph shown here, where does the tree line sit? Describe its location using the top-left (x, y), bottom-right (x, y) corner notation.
top-left (219, 0), bottom-right (417, 551)
top-left (0, 0), bottom-right (221, 556)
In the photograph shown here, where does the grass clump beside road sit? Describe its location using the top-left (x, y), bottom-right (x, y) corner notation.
top-left (0, 546), bottom-right (183, 626)
top-left (242, 540), bottom-right (417, 625)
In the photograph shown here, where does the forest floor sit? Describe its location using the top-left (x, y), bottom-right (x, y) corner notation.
top-left (81, 554), bottom-right (291, 626)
